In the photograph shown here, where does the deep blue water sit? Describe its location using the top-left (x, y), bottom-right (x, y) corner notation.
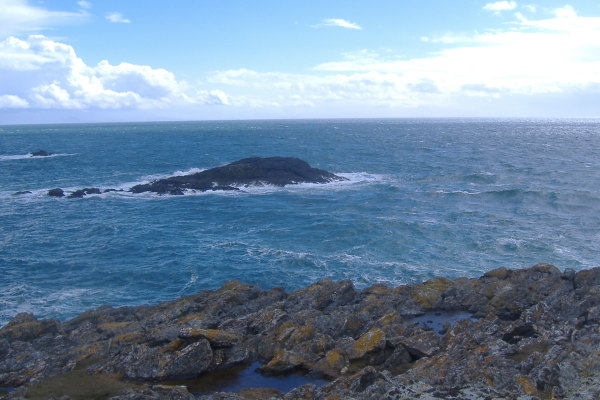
top-left (1, 119), bottom-right (599, 326)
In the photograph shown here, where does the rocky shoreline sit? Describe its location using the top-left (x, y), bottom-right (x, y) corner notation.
top-left (1, 263), bottom-right (599, 399)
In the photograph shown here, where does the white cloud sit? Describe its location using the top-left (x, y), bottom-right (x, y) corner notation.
top-left (106, 12), bottom-right (131, 24)
top-left (207, 5), bottom-right (600, 113)
top-left (0, 94), bottom-right (29, 108)
top-left (314, 18), bottom-right (362, 30)
top-left (483, 1), bottom-right (517, 12)
top-left (0, 35), bottom-right (228, 110)
top-left (554, 5), bottom-right (577, 19)
top-left (0, 0), bottom-right (88, 38)
top-left (77, 1), bottom-right (92, 10)
top-left (1, 4), bottom-right (598, 119)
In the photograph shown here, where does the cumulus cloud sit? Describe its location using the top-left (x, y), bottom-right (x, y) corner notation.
top-left (106, 12), bottom-right (131, 24)
top-left (0, 0), bottom-right (88, 38)
top-left (2, 3), bottom-right (598, 119)
top-left (314, 18), bottom-right (362, 30)
top-left (0, 94), bottom-right (29, 108)
top-left (0, 35), bottom-right (228, 110)
top-left (554, 5), bottom-right (577, 19)
top-left (483, 1), bottom-right (518, 12)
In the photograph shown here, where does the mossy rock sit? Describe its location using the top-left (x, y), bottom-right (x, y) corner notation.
top-left (483, 267), bottom-right (510, 280)
top-left (313, 349), bottom-right (349, 378)
top-left (275, 322), bottom-right (315, 346)
top-left (261, 349), bottom-right (310, 374)
top-left (0, 319), bottom-right (60, 341)
top-left (410, 277), bottom-right (454, 309)
top-left (178, 328), bottom-right (242, 347)
top-left (24, 362), bottom-right (130, 400)
top-left (348, 327), bottom-right (385, 359)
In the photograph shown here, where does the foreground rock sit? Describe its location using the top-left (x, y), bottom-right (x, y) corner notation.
top-left (1, 264), bottom-right (599, 399)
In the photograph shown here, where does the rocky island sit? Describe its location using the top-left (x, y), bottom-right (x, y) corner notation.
top-left (1, 263), bottom-right (599, 399)
top-left (130, 156), bottom-right (348, 195)
top-left (42, 157), bottom-right (348, 197)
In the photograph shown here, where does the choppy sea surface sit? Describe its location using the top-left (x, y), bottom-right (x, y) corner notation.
top-left (1, 119), bottom-right (599, 326)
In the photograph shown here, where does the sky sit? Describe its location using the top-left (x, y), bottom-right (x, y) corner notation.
top-left (0, 0), bottom-right (599, 123)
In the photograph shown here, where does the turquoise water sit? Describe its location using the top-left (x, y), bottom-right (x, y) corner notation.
top-left (1, 119), bottom-right (599, 326)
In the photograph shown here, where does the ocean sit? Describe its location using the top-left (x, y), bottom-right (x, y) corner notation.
top-left (1, 119), bottom-right (599, 326)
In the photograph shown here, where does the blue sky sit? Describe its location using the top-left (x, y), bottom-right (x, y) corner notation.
top-left (1, 0), bottom-right (599, 123)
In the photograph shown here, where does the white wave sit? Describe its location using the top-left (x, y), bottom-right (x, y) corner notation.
top-left (1, 287), bottom-right (101, 326)
top-left (0, 154), bottom-right (32, 161)
top-left (4, 168), bottom-right (385, 201)
top-left (0, 153), bottom-right (76, 161)
top-left (139, 167), bottom-right (206, 182)
top-left (101, 167), bottom-right (209, 196)
top-left (336, 172), bottom-right (384, 183)
top-left (225, 172), bottom-right (385, 194)
top-left (435, 189), bottom-right (482, 195)
top-left (179, 271), bottom-right (199, 293)
top-left (108, 170), bottom-right (386, 198)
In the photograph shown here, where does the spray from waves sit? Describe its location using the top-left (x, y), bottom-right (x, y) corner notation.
top-left (0, 285), bottom-right (103, 325)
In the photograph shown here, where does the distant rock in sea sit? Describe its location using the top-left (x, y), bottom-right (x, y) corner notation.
top-left (47, 188), bottom-right (65, 197)
top-left (129, 156), bottom-right (348, 195)
top-left (30, 150), bottom-right (52, 157)
top-left (67, 188), bottom-right (102, 198)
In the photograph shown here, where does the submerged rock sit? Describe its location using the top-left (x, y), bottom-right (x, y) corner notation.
top-left (1, 264), bottom-right (599, 399)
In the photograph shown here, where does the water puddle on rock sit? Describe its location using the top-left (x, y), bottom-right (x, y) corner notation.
top-left (166, 362), bottom-right (329, 396)
top-left (411, 311), bottom-right (477, 334)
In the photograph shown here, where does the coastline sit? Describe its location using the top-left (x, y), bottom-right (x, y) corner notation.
top-left (1, 263), bottom-right (599, 399)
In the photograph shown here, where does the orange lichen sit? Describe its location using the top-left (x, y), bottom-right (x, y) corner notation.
top-left (515, 376), bottom-right (537, 395)
top-left (350, 327), bottom-right (384, 359)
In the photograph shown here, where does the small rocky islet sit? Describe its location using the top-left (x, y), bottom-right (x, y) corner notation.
top-left (1, 263), bottom-right (599, 399)
top-left (30, 150), bottom-right (53, 157)
top-left (41, 157), bottom-right (348, 198)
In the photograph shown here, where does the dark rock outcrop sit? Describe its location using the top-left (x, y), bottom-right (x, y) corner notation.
top-left (30, 150), bottom-right (52, 157)
top-left (1, 264), bottom-right (599, 399)
top-left (67, 188), bottom-right (102, 198)
top-left (129, 157), bottom-right (347, 194)
top-left (44, 157), bottom-right (347, 197)
top-left (47, 188), bottom-right (64, 197)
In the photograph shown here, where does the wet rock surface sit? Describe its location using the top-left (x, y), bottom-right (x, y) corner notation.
top-left (47, 188), bottom-right (65, 197)
top-left (1, 263), bottom-right (599, 399)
